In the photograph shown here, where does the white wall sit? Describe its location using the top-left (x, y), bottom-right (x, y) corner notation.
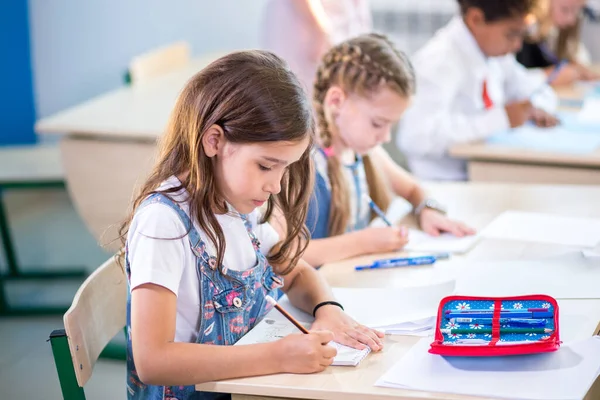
top-left (28, 0), bottom-right (268, 119)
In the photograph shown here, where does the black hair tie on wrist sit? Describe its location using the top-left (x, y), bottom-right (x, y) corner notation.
top-left (313, 301), bottom-right (344, 317)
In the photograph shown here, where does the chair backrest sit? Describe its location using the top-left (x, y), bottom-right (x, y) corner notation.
top-left (128, 41), bottom-right (191, 84)
top-left (63, 255), bottom-right (127, 387)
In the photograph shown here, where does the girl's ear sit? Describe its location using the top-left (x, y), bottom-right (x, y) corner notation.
top-left (324, 85), bottom-right (347, 116)
top-left (202, 124), bottom-right (225, 157)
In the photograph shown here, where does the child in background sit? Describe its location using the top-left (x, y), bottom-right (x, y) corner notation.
top-left (303, 34), bottom-right (475, 267)
top-left (261, 0), bottom-right (372, 97)
top-left (517, 0), bottom-right (600, 85)
top-left (399, 0), bottom-right (560, 181)
top-left (121, 51), bottom-right (383, 400)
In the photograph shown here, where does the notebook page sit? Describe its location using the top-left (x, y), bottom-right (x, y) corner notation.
top-left (404, 229), bottom-right (480, 254)
top-left (235, 311), bottom-right (370, 366)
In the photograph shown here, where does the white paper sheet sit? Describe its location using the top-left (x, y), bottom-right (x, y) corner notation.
top-left (329, 281), bottom-right (455, 330)
top-left (454, 252), bottom-right (600, 299)
top-left (583, 250), bottom-right (600, 259)
top-left (404, 229), bottom-right (480, 254)
top-left (579, 97), bottom-right (600, 124)
top-left (481, 211), bottom-right (600, 248)
top-left (376, 336), bottom-right (600, 400)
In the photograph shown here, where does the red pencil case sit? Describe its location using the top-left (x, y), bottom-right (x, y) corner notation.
top-left (429, 295), bottom-right (561, 356)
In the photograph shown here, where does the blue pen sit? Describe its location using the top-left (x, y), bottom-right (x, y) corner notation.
top-left (355, 255), bottom-right (436, 271)
top-left (450, 318), bottom-right (547, 327)
top-left (446, 311), bottom-right (553, 319)
top-left (375, 255), bottom-right (436, 267)
top-left (363, 194), bottom-right (392, 227)
top-left (446, 308), bottom-right (549, 313)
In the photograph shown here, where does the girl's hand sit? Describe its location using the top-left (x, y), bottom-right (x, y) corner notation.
top-left (311, 305), bottom-right (384, 352)
top-left (276, 330), bottom-right (337, 374)
top-left (419, 209), bottom-right (476, 237)
top-left (359, 226), bottom-right (409, 254)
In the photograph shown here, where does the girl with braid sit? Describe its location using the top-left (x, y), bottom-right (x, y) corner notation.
top-left (303, 34), bottom-right (475, 267)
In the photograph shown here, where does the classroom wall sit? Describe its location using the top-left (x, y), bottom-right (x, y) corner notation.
top-left (28, 0), bottom-right (268, 120)
top-left (582, 0), bottom-right (600, 62)
top-left (1, 1), bottom-right (36, 145)
top-left (582, 20), bottom-right (600, 63)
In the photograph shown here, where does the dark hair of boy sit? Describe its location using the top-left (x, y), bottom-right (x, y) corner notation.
top-left (457, 0), bottom-right (537, 22)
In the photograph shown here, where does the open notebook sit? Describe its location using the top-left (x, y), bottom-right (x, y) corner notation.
top-left (235, 307), bottom-right (370, 366)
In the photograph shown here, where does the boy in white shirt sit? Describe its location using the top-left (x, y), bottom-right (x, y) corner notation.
top-left (398, 0), bottom-right (560, 181)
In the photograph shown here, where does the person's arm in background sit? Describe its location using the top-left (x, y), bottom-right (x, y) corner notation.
top-left (369, 146), bottom-right (475, 237)
top-left (399, 73), bottom-right (512, 158)
top-left (291, 0), bottom-right (331, 59)
top-left (270, 187), bottom-right (408, 267)
top-left (503, 56), bottom-right (559, 127)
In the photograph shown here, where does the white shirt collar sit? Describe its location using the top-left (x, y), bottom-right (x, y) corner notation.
top-left (448, 16), bottom-right (489, 78)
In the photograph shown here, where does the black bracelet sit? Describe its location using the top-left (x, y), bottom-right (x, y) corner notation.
top-left (313, 301), bottom-right (344, 317)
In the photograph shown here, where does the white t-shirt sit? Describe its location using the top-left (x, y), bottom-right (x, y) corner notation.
top-left (126, 176), bottom-right (280, 342)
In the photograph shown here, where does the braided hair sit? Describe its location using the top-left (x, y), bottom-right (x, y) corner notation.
top-left (313, 33), bottom-right (415, 236)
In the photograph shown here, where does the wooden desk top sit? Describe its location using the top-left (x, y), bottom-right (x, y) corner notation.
top-left (197, 183), bottom-right (600, 399)
top-left (449, 143), bottom-right (600, 168)
top-left (34, 55), bottom-right (223, 141)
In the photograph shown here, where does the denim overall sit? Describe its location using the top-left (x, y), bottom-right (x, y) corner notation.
top-left (125, 193), bottom-right (283, 400)
top-left (306, 149), bottom-right (370, 240)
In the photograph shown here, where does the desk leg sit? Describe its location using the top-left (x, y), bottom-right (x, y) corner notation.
top-left (0, 185), bottom-right (87, 316)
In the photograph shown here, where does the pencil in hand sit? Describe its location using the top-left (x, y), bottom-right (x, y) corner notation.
top-left (265, 295), bottom-right (310, 334)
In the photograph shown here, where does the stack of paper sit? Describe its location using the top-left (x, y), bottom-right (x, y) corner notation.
top-left (376, 336), bottom-right (600, 400)
top-left (583, 250), bottom-right (600, 259)
top-left (453, 252), bottom-right (600, 299)
top-left (578, 97), bottom-right (600, 125)
top-left (557, 110), bottom-right (600, 132)
top-left (404, 229), bottom-right (480, 254)
top-left (481, 210), bottom-right (600, 248)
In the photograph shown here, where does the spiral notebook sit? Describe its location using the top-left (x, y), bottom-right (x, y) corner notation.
top-left (235, 307), bottom-right (371, 366)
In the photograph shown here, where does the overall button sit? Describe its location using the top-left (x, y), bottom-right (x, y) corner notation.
top-left (233, 297), bottom-right (243, 308)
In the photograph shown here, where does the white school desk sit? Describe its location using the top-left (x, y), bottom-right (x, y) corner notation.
top-left (34, 55), bottom-right (223, 251)
top-left (449, 70), bottom-right (600, 185)
top-left (197, 182), bottom-right (600, 400)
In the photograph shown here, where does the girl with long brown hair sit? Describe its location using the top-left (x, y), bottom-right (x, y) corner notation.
top-left (120, 50), bottom-right (382, 400)
top-left (304, 34), bottom-right (475, 267)
top-left (517, 0), bottom-right (600, 85)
